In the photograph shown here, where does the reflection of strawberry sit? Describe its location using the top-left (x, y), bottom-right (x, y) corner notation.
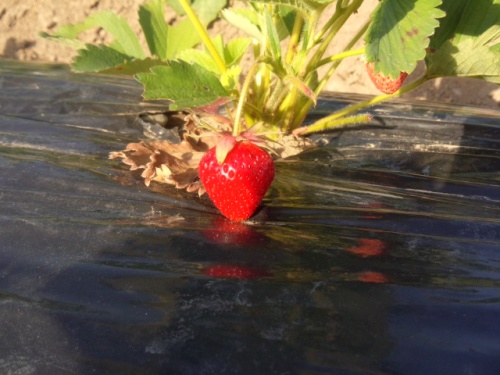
top-left (358, 202), bottom-right (386, 220)
top-left (202, 217), bottom-right (265, 246)
top-left (365, 62), bottom-right (408, 94)
top-left (347, 238), bottom-right (387, 257)
top-left (199, 139), bottom-right (275, 222)
top-left (358, 271), bottom-right (389, 284)
top-left (203, 264), bottom-right (271, 279)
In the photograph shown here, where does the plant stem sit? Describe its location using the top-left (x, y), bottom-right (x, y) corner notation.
top-left (306, 0), bottom-right (364, 75)
top-left (233, 62), bottom-right (261, 136)
top-left (313, 48), bottom-right (365, 70)
top-left (280, 86), bottom-right (298, 132)
top-left (304, 75), bottom-right (429, 132)
top-left (264, 79), bottom-right (287, 115)
top-left (292, 19), bottom-right (370, 130)
top-left (177, 0), bottom-right (226, 73)
top-left (285, 14), bottom-right (304, 65)
top-left (294, 113), bottom-right (372, 135)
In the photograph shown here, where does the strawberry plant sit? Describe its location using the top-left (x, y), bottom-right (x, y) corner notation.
top-left (42, 0), bottom-right (500, 221)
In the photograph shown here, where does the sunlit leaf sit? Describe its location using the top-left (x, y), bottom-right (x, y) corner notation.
top-left (167, 0), bottom-right (227, 26)
top-left (165, 19), bottom-right (202, 59)
top-left (177, 49), bottom-right (220, 74)
top-left (426, 0), bottom-right (500, 82)
top-left (220, 65), bottom-right (242, 91)
top-left (365, 0), bottom-right (445, 78)
top-left (221, 8), bottom-right (262, 40)
top-left (136, 60), bottom-right (231, 109)
top-left (247, 0), bottom-right (332, 13)
top-left (223, 38), bottom-right (252, 66)
top-left (43, 10), bottom-right (145, 59)
top-left (264, 8), bottom-right (282, 61)
top-left (101, 58), bottom-right (169, 75)
top-left (139, 0), bottom-right (170, 59)
top-left (278, 5), bottom-right (297, 37)
top-left (72, 45), bottom-right (134, 72)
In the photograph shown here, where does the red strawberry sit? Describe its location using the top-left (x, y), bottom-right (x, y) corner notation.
top-left (365, 62), bottom-right (408, 94)
top-left (199, 138), bottom-right (275, 222)
top-left (203, 264), bottom-right (271, 279)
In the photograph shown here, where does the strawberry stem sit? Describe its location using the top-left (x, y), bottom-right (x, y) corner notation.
top-left (291, 19), bottom-right (370, 130)
top-left (177, 0), bottom-right (226, 73)
top-left (313, 48), bottom-right (365, 70)
top-left (303, 75), bottom-right (430, 132)
top-left (293, 114), bottom-right (372, 136)
top-left (233, 61), bottom-right (261, 136)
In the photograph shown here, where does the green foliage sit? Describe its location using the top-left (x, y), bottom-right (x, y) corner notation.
top-left (42, 0), bottom-right (499, 136)
top-left (167, 0), bottom-right (227, 26)
top-left (72, 45), bottom-right (134, 72)
top-left (136, 61), bottom-right (230, 109)
top-left (365, 0), bottom-right (445, 78)
top-left (244, 0), bottom-right (332, 14)
top-left (41, 10), bottom-right (145, 59)
top-left (138, 0), bottom-right (170, 59)
top-left (221, 8), bottom-right (263, 40)
top-left (40, 0), bottom-right (225, 74)
top-left (426, 0), bottom-right (500, 82)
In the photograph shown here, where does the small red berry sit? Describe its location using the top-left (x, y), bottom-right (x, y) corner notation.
top-left (365, 62), bottom-right (408, 94)
top-left (199, 140), bottom-right (275, 222)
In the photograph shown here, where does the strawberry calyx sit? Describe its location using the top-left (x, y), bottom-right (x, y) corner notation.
top-left (215, 133), bottom-right (237, 164)
top-left (214, 131), bottom-right (274, 165)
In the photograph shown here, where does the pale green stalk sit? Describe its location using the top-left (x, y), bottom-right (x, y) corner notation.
top-left (313, 47), bottom-right (365, 70)
top-left (295, 114), bottom-right (372, 135)
top-left (292, 19), bottom-right (369, 129)
top-left (177, 0), bottom-right (226, 73)
top-left (305, 0), bottom-right (364, 76)
top-left (304, 75), bottom-right (430, 132)
top-left (285, 15), bottom-right (304, 65)
top-left (233, 62), bottom-right (261, 136)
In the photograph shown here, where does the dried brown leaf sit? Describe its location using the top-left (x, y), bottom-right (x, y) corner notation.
top-left (109, 113), bottom-right (222, 196)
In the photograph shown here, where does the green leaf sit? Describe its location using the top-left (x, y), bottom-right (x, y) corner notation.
top-left (136, 60), bottom-right (230, 109)
top-left (428, 0), bottom-right (469, 50)
top-left (139, 0), bottom-right (170, 59)
top-left (220, 65), bottom-right (243, 91)
top-left (248, 0), bottom-right (332, 14)
top-left (177, 48), bottom-right (220, 74)
top-left (221, 8), bottom-right (262, 40)
top-left (167, 0), bottom-right (227, 26)
top-left (426, 0), bottom-right (500, 82)
top-left (48, 10), bottom-right (146, 59)
top-left (177, 38), bottom-right (250, 75)
top-left (365, 0), bottom-right (445, 78)
top-left (101, 58), bottom-right (169, 75)
top-left (39, 32), bottom-right (86, 50)
top-left (277, 5), bottom-right (297, 39)
top-left (72, 44), bottom-right (134, 72)
top-left (264, 8), bottom-right (282, 61)
top-left (223, 37), bottom-right (252, 66)
top-left (165, 19), bottom-right (202, 59)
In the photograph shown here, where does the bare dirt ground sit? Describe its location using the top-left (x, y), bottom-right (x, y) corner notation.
top-left (1, 0), bottom-right (499, 108)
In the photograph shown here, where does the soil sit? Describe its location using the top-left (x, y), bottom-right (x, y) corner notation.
top-left (1, 0), bottom-right (499, 108)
